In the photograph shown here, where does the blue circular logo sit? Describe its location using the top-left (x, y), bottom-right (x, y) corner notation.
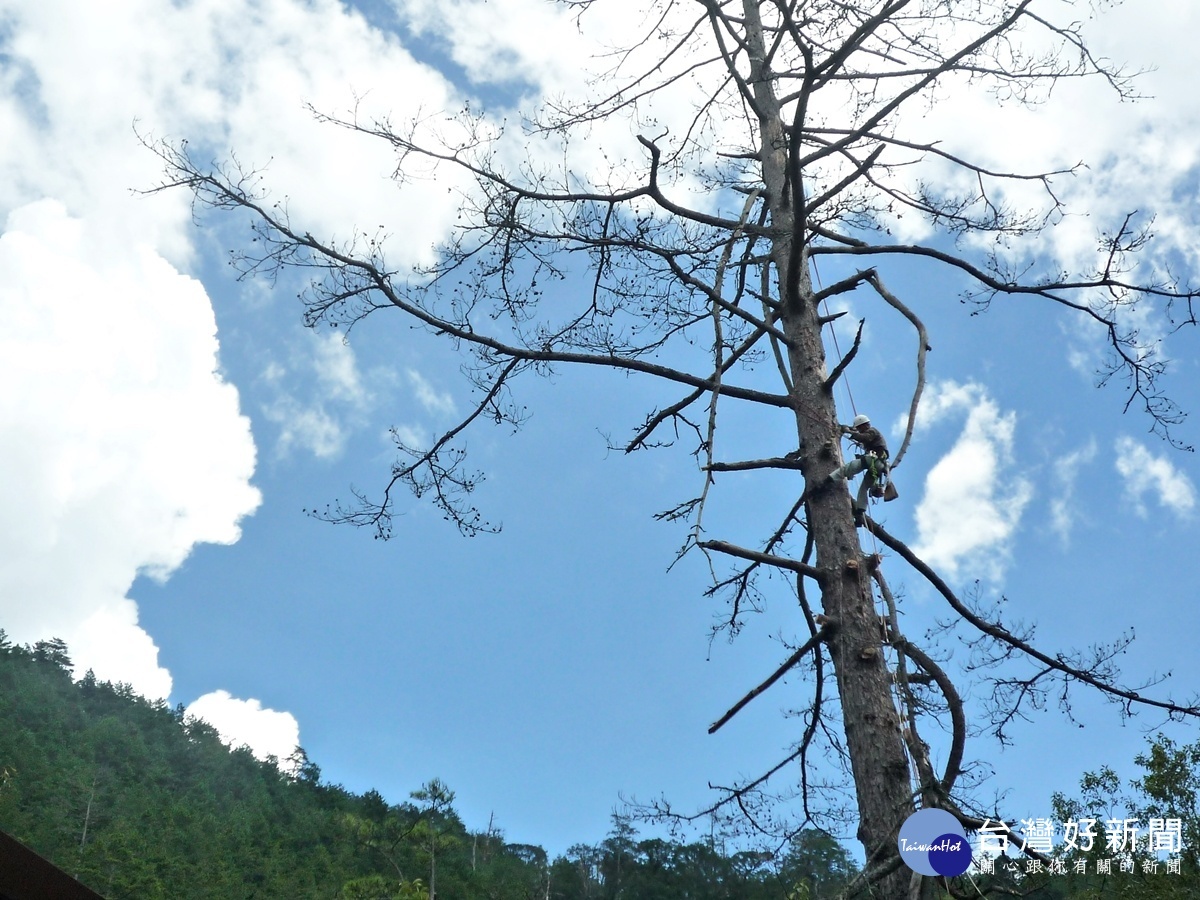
top-left (898, 809), bottom-right (972, 877)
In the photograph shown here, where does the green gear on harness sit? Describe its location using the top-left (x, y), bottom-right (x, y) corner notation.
top-left (865, 454), bottom-right (896, 500)
top-left (865, 454), bottom-right (883, 482)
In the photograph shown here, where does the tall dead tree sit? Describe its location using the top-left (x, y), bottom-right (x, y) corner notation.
top-left (150, 0), bottom-right (1200, 895)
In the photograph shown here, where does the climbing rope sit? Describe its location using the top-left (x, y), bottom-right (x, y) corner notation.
top-left (812, 257), bottom-right (883, 557)
top-left (812, 256), bottom-right (859, 420)
top-left (812, 257), bottom-right (922, 813)
top-left (812, 263), bottom-right (980, 893)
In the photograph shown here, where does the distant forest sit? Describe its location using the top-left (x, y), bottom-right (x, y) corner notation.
top-left (4, 632), bottom-right (1198, 899)
top-left (0, 632), bottom-right (856, 899)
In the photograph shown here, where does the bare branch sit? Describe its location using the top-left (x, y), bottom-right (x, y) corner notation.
top-left (708, 624), bottom-right (834, 734)
top-left (823, 318), bottom-right (864, 393)
top-left (698, 540), bottom-right (823, 582)
top-left (864, 272), bottom-right (928, 468)
top-left (704, 455), bottom-right (806, 473)
top-left (868, 518), bottom-right (1200, 721)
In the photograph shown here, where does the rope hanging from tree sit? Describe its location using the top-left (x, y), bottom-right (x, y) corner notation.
top-left (812, 260), bottom-right (927, 814)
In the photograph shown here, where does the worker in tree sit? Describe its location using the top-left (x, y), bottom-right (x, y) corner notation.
top-left (827, 414), bottom-right (890, 526)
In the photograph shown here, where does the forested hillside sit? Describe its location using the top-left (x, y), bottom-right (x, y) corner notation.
top-left (0, 632), bottom-right (856, 898)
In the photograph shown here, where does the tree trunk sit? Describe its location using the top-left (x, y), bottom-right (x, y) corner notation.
top-left (741, 1), bottom-right (913, 892)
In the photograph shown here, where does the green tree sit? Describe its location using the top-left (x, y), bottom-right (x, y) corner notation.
top-left (410, 779), bottom-right (462, 899)
top-left (341, 874), bottom-right (427, 899)
top-left (779, 830), bottom-right (857, 898)
top-left (1036, 736), bottom-right (1200, 899)
top-left (555, 843), bottom-right (604, 900)
top-left (479, 843), bottom-right (550, 900)
top-left (598, 813), bottom-right (638, 897)
top-left (31, 637), bottom-right (72, 671)
top-left (1132, 736), bottom-right (1200, 873)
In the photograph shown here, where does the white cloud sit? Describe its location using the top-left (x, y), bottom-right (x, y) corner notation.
top-left (1065, 337), bottom-right (1100, 381)
top-left (910, 382), bottom-right (1033, 579)
top-left (397, 0), bottom-right (586, 91)
top-left (911, 381), bottom-right (987, 430)
top-left (1048, 440), bottom-right (1098, 546)
top-left (390, 423), bottom-right (426, 450)
top-left (0, 0), bottom-right (469, 273)
top-left (186, 690), bottom-right (301, 765)
top-left (0, 0), bottom-right (475, 717)
top-left (892, 7), bottom-right (1200, 369)
top-left (69, 601), bottom-right (173, 702)
top-left (407, 368), bottom-right (457, 417)
top-left (261, 331), bottom-right (375, 459)
top-left (263, 397), bottom-right (347, 459)
top-left (315, 333), bottom-right (368, 405)
top-left (1114, 435), bottom-right (1196, 518)
top-left (0, 199), bottom-right (261, 698)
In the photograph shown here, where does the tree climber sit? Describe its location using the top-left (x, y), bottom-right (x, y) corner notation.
top-left (827, 414), bottom-right (890, 526)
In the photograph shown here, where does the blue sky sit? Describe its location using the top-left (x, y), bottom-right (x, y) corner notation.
top-left (2, 0), bottom-right (1200, 860)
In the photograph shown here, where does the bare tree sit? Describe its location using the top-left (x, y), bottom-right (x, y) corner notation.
top-left (148, 0), bottom-right (1200, 895)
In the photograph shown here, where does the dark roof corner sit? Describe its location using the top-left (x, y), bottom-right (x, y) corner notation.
top-left (0, 830), bottom-right (106, 900)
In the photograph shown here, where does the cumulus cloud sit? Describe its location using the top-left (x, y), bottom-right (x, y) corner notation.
top-left (0, 0), bottom-right (468, 273)
top-left (0, 0), bottom-right (477, 718)
top-left (1114, 435), bottom-right (1196, 518)
top-left (0, 199), bottom-right (261, 699)
top-left (892, 7), bottom-right (1200, 382)
top-left (186, 690), bottom-right (301, 765)
top-left (68, 602), bottom-right (174, 702)
top-left (910, 382), bottom-right (1033, 580)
